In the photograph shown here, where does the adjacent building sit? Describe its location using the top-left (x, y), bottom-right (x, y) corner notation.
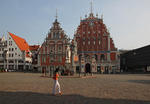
top-left (0, 36), bottom-right (7, 69)
top-left (0, 32), bottom-right (32, 71)
top-left (38, 18), bottom-right (71, 75)
top-left (120, 45), bottom-right (150, 73)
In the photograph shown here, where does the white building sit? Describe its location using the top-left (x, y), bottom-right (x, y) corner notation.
top-left (0, 32), bottom-right (32, 71)
top-left (0, 35), bottom-right (7, 69)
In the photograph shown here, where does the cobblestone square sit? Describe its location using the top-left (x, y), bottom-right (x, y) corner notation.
top-left (0, 72), bottom-right (150, 104)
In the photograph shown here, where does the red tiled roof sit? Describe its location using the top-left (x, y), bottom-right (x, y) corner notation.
top-left (29, 45), bottom-right (40, 51)
top-left (8, 32), bottom-right (30, 57)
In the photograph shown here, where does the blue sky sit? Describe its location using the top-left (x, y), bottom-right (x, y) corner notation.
top-left (0, 0), bottom-right (150, 50)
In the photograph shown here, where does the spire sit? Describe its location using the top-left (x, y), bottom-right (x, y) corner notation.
top-left (55, 8), bottom-right (58, 22)
top-left (90, 1), bottom-right (93, 14)
top-left (96, 13), bottom-right (98, 18)
top-left (89, 0), bottom-right (94, 18)
top-left (101, 14), bottom-right (103, 21)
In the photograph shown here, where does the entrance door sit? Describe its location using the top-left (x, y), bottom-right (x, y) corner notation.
top-left (97, 66), bottom-right (101, 73)
top-left (85, 63), bottom-right (91, 73)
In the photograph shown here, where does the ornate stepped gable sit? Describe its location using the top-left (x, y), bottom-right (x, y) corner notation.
top-left (40, 18), bottom-right (70, 66)
top-left (75, 13), bottom-right (117, 53)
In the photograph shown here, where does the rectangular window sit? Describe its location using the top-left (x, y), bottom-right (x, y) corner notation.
top-left (88, 41), bottom-right (90, 45)
top-left (50, 55), bottom-right (54, 62)
top-left (93, 41), bottom-right (95, 45)
top-left (99, 40), bottom-right (101, 45)
top-left (42, 56), bottom-right (46, 63)
top-left (83, 41), bottom-right (85, 45)
top-left (58, 56), bottom-right (62, 62)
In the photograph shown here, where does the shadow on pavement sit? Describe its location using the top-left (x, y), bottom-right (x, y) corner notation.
top-left (0, 91), bottom-right (149, 104)
top-left (128, 80), bottom-right (150, 85)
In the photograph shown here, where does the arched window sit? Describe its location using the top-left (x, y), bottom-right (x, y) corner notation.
top-left (95, 54), bottom-right (98, 61)
top-left (100, 54), bottom-right (105, 60)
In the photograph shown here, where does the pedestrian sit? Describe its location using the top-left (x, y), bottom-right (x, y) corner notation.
top-left (52, 67), bottom-right (62, 96)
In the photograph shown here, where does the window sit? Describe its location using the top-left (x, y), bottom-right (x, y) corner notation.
top-left (9, 54), bottom-right (11, 57)
top-left (93, 41), bottom-right (95, 45)
top-left (9, 60), bottom-right (14, 63)
top-left (12, 48), bottom-right (14, 51)
top-left (50, 55), bottom-right (54, 62)
top-left (18, 60), bottom-right (24, 63)
top-left (9, 48), bottom-right (11, 51)
top-left (83, 41), bottom-right (85, 45)
top-left (99, 40), bottom-right (101, 45)
top-left (58, 45), bottom-right (62, 52)
top-left (88, 40), bottom-right (90, 45)
top-left (58, 56), bottom-right (62, 62)
top-left (15, 53), bottom-right (17, 55)
top-left (12, 54), bottom-right (14, 57)
top-left (15, 48), bottom-right (17, 50)
top-left (42, 57), bottom-right (46, 63)
top-left (100, 54), bottom-right (105, 60)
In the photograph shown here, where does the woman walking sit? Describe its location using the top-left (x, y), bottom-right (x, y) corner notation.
top-left (52, 67), bottom-right (62, 96)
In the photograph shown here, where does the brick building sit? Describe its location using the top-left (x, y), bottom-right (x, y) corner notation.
top-left (73, 11), bottom-right (119, 74)
top-left (38, 18), bottom-right (71, 75)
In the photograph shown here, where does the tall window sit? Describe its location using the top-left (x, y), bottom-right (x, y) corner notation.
top-left (42, 56), bottom-right (46, 63)
top-left (93, 41), bottom-right (95, 45)
top-left (88, 40), bottom-right (90, 45)
top-left (83, 41), bottom-right (85, 45)
top-left (98, 36), bottom-right (101, 45)
top-left (50, 55), bottom-right (54, 62)
top-left (100, 54), bottom-right (105, 60)
top-left (58, 56), bottom-right (62, 62)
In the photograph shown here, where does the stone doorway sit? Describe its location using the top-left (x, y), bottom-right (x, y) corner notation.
top-left (85, 63), bottom-right (91, 73)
